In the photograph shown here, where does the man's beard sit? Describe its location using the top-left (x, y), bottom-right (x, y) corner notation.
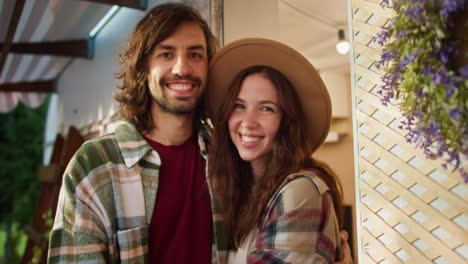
top-left (153, 75), bottom-right (203, 115)
top-left (154, 94), bottom-right (202, 115)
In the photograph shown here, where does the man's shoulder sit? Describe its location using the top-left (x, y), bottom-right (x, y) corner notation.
top-left (77, 121), bottom-right (141, 154)
top-left (71, 133), bottom-right (121, 173)
top-left (78, 132), bottom-right (119, 155)
top-left (70, 122), bottom-right (138, 171)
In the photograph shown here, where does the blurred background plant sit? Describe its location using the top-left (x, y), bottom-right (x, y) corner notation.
top-left (0, 96), bottom-right (49, 263)
top-left (374, 0), bottom-right (467, 181)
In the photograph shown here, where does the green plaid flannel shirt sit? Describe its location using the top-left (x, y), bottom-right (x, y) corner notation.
top-left (48, 121), bottom-right (228, 263)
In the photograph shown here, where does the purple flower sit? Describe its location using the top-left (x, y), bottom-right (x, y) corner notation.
top-left (406, 130), bottom-right (420, 143)
top-left (428, 121), bottom-right (440, 134)
top-left (459, 65), bottom-right (468, 79)
top-left (398, 52), bottom-right (418, 69)
top-left (438, 49), bottom-right (450, 64)
top-left (405, 5), bottom-right (424, 22)
top-left (436, 44), bottom-right (457, 64)
top-left (376, 50), bottom-right (395, 68)
top-left (449, 108), bottom-right (463, 119)
top-left (374, 30), bottom-right (390, 46)
top-left (446, 150), bottom-right (461, 169)
top-left (422, 67), bottom-right (434, 77)
top-left (441, 0), bottom-right (465, 18)
top-left (416, 88), bottom-right (424, 98)
top-left (414, 111), bottom-right (424, 119)
top-left (395, 31), bottom-right (408, 40)
top-left (431, 71), bottom-right (450, 85)
top-left (445, 84), bottom-right (455, 100)
top-left (380, 0), bottom-right (392, 7)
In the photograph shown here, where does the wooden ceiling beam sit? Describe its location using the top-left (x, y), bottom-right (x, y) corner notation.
top-left (0, 0), bottom-right (26, 76)
top-left (0, 80), bottom-right (55, 93)
top-left (80, 0), bottom-right (147, 10)
top-left (0, 39), bottom-right (94, 59)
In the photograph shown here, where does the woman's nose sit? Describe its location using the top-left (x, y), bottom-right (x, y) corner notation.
top-left (240, 111), bottom-right (259, 129)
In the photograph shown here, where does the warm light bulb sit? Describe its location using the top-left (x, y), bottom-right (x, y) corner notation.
top-left (336, 41), bottom-right (350, 54)
top-left (336, 29), bottom-right (350, 55)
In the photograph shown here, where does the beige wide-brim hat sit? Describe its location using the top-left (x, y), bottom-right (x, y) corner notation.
top-left (205, 38), bottom-right (331, 153)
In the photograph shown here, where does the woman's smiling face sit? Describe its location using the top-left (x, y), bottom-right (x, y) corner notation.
top-left (228, 73), bottom-right (282, 175)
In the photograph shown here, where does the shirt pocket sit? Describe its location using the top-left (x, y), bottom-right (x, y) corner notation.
top-left (113, 226), bottom-right (148, 263)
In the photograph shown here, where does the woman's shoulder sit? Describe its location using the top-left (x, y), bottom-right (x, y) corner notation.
top-left (261, 171), bottom-right (331, 214)
top-left (278, 170), bottom-right (330, 197)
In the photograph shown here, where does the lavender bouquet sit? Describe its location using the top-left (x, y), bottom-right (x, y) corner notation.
top-left (374, 0), bottom-right (467, 181)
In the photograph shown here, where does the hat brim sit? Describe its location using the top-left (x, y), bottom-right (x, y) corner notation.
top-left (205, 38), bottom-right (331, 153)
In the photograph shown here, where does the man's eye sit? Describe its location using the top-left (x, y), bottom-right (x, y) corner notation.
top-left (158, 52), bottom-right (172, 58)
top-left (233, 103), bottom-right (244, 110)
top-left (190, 52), bottom-right (202, 59)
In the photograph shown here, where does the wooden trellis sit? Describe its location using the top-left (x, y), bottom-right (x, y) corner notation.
top-left (350, 0), bottom-right (467, 263)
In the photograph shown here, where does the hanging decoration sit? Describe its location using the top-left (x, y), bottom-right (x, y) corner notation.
top-left (374, 0), bottom-right (467, 181)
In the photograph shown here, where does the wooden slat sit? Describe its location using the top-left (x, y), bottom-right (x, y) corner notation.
top-left (361, 182), bottom-right (465, 262)
top-left (37, 164), bottom-right (60, 183)
top-left (361, 229), bottom-right (388, 263)
top-left (362, 159), bottom-right (461, 224)
top-left (354, 64), bottom-right (383, 86)
top-left (354, 34), bottom-right (380, 50)
top-left (352, 0), bottom-right (395, 18)
top-left (356, 86), bottom-right (401, 119)
top-left (20, 134), bottom-right (64, 264)
top-left (358, 112), bottom-right (462, 189)
top-left (0, 80), bottom-right (55, 92)
top-left (80, 0), bottom-right (147, 10)
top-left (0, 0), bottom-right (26, 76)
top-left (353, 20), bottom-right (382, 37)
top-left (359, 134), bottom-right (468, 217)
top-left (1, 39), bottom-right (93, 59)
top-left (356, 239), bottom-right (384, 264)
top-left (361, 205), bottom-right (457, 263)
top-left (358, 98), bottom-right (377, 117)
top-left (23, 226), bottom-right (44, 245)
top-left (354, 42), bottom-right (382, 61)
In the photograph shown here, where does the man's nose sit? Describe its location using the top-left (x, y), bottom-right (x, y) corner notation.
top-left (172, 55), bottom-right (192, 76)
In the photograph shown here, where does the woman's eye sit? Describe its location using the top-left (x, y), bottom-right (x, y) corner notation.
top-left (261, 106), bottom-right (275, 112)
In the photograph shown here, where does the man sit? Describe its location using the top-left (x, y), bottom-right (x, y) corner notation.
top-left (48, 3), bottom-right (353, 263)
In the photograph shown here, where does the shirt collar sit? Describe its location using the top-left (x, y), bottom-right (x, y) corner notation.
top-left (115, 121), bottom-right (153, 168)
top-left (115, 121), bottom-right (211, 168)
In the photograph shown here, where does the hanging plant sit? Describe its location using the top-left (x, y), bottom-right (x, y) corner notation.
top-left (374, 0), bottom-right (467, 182)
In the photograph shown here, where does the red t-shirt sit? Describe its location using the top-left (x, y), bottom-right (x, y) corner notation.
top-left (145, 135), bottom-right (212, 263)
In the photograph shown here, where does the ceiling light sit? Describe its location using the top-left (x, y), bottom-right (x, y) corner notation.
top-left (89, 6), bottom-right (120, 38)
top-left (336, 29), bottom-right (350, 55)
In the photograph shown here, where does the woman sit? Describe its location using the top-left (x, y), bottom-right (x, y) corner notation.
top-left (206, 38), bottom-right (344, 263)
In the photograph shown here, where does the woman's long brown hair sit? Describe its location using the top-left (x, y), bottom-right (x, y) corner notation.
top-left (208, 66), bottom-right (343, 248)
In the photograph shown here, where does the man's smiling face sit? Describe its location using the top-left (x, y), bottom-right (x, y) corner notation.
top-left (147, 21), bottom-right (208, 115)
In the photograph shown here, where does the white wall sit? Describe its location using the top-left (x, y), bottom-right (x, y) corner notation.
top-left (321, 72), bottom-right (351, 118)
top-left (223, 0), bottom-right (350, 117)
top-left (224, 0), bottom-right (279, 42)
top-left (57, 0), bottom-right (178, 131)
